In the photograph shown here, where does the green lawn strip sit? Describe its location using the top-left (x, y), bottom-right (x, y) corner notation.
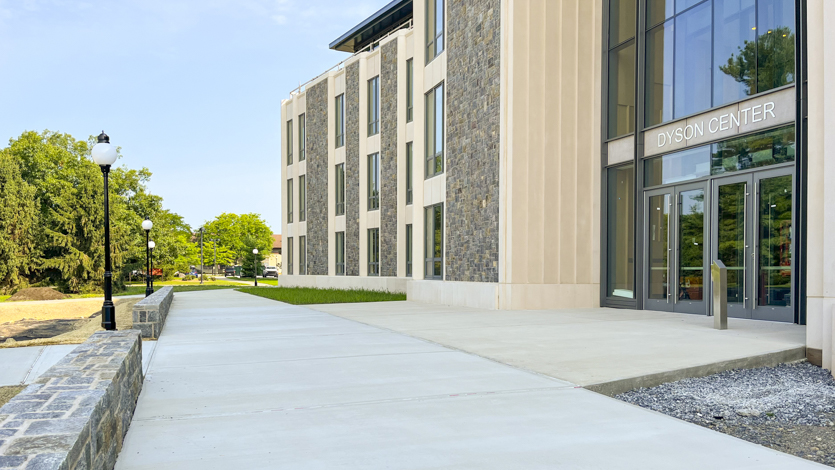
top-left (237, 287), bottom-right (406, 305)
top-left (0, 295), bottom-right (10, 302)
top-left (115, 285), bottom-right (239, 296)
top-left (229, 277), bottom-right (278, 286)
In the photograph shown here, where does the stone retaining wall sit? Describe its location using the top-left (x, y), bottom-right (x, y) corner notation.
top-left (131, 286), bottom-right (173, 340)
top-left (0, 330), bottom-right (143, 470)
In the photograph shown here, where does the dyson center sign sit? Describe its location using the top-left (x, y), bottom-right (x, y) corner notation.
top-left (656, 102), bottom-right (777, 148)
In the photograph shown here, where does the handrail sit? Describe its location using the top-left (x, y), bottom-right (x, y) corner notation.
top-left (289, 18), bottom-right (413, 96)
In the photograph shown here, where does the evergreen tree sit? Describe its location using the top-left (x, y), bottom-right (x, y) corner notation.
top-left (0, 152), bottom-right (38, 293)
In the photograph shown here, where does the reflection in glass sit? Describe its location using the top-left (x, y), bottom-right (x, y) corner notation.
top-left (644, 146), bottom-right (710, 187)
top-left (607, 165), bottom-right (635, 299)
top-left (711, 126), bottom-right (795, 175)
top-left (757, 0), bottom-right (795, 92)
top-left (717, 183), bottom-right (747, 304)
top-left (677, 0), bottom-right (705, 13)
top-left (336, 232), bottom-right (345, 276)
top-left (645, 21), bottom-right (674, 126)
top-left (425, 204), bottom-right (443, 279)
top-left (608, 42), bottom-right (636, 138)
top-left (647, 0), bottom-right (674, 28)
top-left (758, 175), bottom-right (792, 307)
top-left (648, 194), bottom-right (670, 300)
top-left (678, 189), bottom-right (704, 301)
top-left (610, 0), bottom-right (637, 47)
top-left (714, 0), bottom-right (756, 106)
top-left (674, 1), bottom-right (712, 119)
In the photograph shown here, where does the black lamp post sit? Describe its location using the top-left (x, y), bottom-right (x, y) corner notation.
top-left (253, 248), bottom-right (259, 287)
top-left (142, 218), bottom-right (153, 297)
top-left (92, 131), bottom-right (118, 330)
top-left (148, 241), bottom-right (156, 292)
top-left (199, 227), bottom-right (204, 285)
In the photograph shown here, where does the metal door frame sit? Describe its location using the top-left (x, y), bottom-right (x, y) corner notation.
top-left (643, 187), bottom-right (674, 312)
top-left (711, 173), bottom-right (755, 319)
top-left (672, 181), bottom-right (710, 315)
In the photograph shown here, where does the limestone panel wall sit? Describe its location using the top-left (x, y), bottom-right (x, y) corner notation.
top-left (380, 41), bottom-right (399, 277)
top-left (306, 80), bottom-right (329, 275)
top-left (345, 62), bottom-right (361, 276)
top-left (445, 0), bottom-right (502, 283)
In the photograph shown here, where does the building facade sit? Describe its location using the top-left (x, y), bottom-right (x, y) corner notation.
top-left (281, 0), bottom-right (835, 372)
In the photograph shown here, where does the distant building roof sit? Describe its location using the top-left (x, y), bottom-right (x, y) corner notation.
top-left (271, 234), bottom-right (282, 250)
top-left (329, 0), bottom-right (412, 53)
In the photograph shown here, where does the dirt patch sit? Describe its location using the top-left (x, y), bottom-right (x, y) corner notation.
top-left (0, 299), bottom-right (105, 324)
top-left (0, 298), bottom-right (139, 348)
top-left (6, 287), bottom-right (68, 302)
top-left (0, 385), bottom-right (25, 408)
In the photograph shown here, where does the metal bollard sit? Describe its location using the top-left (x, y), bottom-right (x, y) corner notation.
top-left (711, 260), bottom-right (728, 330)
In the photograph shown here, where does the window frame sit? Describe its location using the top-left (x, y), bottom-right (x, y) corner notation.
top-left (406, 59), bottom-right (414, 122)
top-left (424, 203), bottom-right (443, 280)
top-left (368, 153), bottom-right (380, 211)
top-left (286, 178), bottom-right (293, 224)
top-left (425, 82), bottom-right (445, 179)
top-left (406, 224), bottom-right (413, 277)
top-left (406, 142), bottom-right (414, 204)
top-left (286, 119), bottom-right (294, 165)
top-left (335, 163), bottom-right (345, 216)
top-left (298, 174), bottom-right (306, 222)
top-left (367, 76), bottom-right (380, 136)
top-left (335, 94), bottom-right (345, 148)
top-left (287, 237), bottom-right (294, 275)
top-left (367, 228), bottom-right (380, 276)
top-left (298, 113), bottom-right (306, 161)
top-left (299, 236), bottom-right (306, 275)
top-left (336, 231), bottom-right (345, 276)
top-left (426, 0), bottom-right (445, 63)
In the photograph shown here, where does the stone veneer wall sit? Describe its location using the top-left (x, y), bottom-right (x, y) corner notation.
top-left (306, 80), bottom-right (329, 276)
top-left (445, 0), bottom-right (501, 283)
top-left (380, 41), bottom-right (399, 277)
top-left (131, 286), bottom-right (173, 339)
top-left (345, 62), bottom-right (361, 276)
top-left (0, 330), bottom-right (143, 470)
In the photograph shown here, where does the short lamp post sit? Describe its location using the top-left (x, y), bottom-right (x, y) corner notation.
top-left (92, 131), bottom-right (118, 330)
top-left (253, 248), bottom-right (259, 287)
top-left (142, 218), bottom-right (153, 297)
top-left (148, 240), bottom-right (156, 293)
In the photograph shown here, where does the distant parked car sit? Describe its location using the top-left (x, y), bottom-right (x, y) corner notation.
top-left (263, 266), bottom-right (278, 278)
top-left (224, 266), bottom-right (236, 277)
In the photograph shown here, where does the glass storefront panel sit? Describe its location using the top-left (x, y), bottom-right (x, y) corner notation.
top-left (674, 1), bottom-right (712, 119)
top-left (678, 189), bottom-right (704, 301)
top-left (610, 0), bottom-right (637, 47)
top-left (711, 126), bottom-right (795, 175)
top-left (647, 194), bottom-right (671, 300)
top-left (644, 146), bottom-right (710, 187)
top-left (608, 42), bottom-right (636, 138)
top-left (714, 0), bottom-right (757, 106)
top-left (677, 0), bottom-right (705, 13)
top-left (757, 0), bottom-right (795, 92)
top-left (645, 21), bottom-right (675, 126)
top-left (607, 165), bottom-right (635, 299)
top-left (717, 182), bottom-right (747, 304)
top-left (647, 0), bottom-right (674, 28)
top-left (758, 174), bottom-right (792, 307)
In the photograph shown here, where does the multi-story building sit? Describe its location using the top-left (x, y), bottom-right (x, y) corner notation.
top-left (282, 0), bottom-right (835, 372)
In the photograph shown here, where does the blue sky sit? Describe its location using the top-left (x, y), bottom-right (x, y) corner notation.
top-left (0, 0), bottom-right (380, 233)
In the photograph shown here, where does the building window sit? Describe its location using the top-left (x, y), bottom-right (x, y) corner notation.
top-left (424, 204), bottom-right (443, 280)
top-left (368, 76), bottom-right (380, 136)
top-left (287, 237), bottom-right (294, 275)
top-left (287, 178), bottom-right (293, 223)
top-left (368, 153), bottom-right (380, 210)
top-left (299, 175), bottom-right (306, 222)
top-left (286, 119), bottom-right (293, 165)
top-left (608, 0), bottom-right (636, 139)
top-left (299, 236), bottom-right (306, 275)
top-left (406, 224), bottom-right (413, 277)
top-left (335, 94), bottom-right (345, 148)
top-left (645, 0), bottom-right (795, 127)
top-left (425, 82), bottom-right (444, 178)
top-left (336, 231), bottom-right (345, 275)
top-left (335, 163), bottom-right (345, 216)
top-left (426, 0), bottom-right (444, 62)
top-left (368, 228), bottom-right (380, 276)
top-left (298, 113), bottom-right (306, 161)
top-left (606, 164), bottom-right (634, 299)
top-left (406, 142), bottom-right (413, 204)
top-left (406, 59), bottom-right (414, 122)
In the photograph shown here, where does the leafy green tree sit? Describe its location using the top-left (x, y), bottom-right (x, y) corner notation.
top-left (719, 27), bottom-right (795, 95)
top-left (0, 153), bottom-right (38, 293)
top-left (202, 213), bottom-right (273, 264)
top-left (240, 236), bottom-right (266, 277)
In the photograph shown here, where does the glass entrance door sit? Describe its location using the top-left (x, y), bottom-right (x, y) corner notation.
top-left (644, 183), bottom-right (708, 314)
top-left (710, 169), bottom-right (794, 322)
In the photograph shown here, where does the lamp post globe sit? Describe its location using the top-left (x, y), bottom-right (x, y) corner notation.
top-left (253, 249), bottom-right (259, 287)
top-left (94, 131), bottom-right (117, 330)
top-left (148, 241), bottom-right (156, 293)
top-left (143, 218), bottom-right (153, 297)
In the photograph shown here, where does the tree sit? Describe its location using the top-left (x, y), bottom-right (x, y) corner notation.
top-left (240, 236), bottom-right (266, 278)
top-left (719, 27), bottom-right (795, 95)
top-left (0, 153), bottom-right (38, 293)
top-left (202, 212), bottom-right (273, 264)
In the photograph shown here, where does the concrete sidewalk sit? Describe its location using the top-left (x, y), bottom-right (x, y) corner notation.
top-left (116, 290), bottom-right (822, 469)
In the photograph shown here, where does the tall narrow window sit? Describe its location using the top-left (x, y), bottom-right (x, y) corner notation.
top-left (425, 83), bottom-right (444, 178)
top-left (335, 163), bottom-right (345, 216)
top-left (287, 237), bottom-right (294, 275)
top-left (673, 1), bottom-right (711, 119)
top-left (426, 0), bottom-right (445, 62)
top-left (406, 224), bottom-right (413, 277)
top-left (299, 236), bottom-right (307, 275)
top-left (406, 142), bottom-right (413, 204)
top-left (286, 120), bottom-right (294, 165)
top-left (406, 59), bottom-right (414, 122)
top-left (606, 164), bottom-right (635, 299)
top-left (336, 231), bottom-right (345, 275)
top-left (368, 76), bottom-right (380, 136)
top-left (755, 0), bottom-right (795, 93)
top-left (608, 0), bottom-right (636, 139)
top-left (287, 179), bottom-right (293, 223)
top-left (298, 113), bottom-right (306, 161)
top-left (424, 204), bottom-right (443, 280)
top-left (368, 228), bottom-right (380, 276)
top-left (299, 175), bottom-right (306, 222)
top-left (368, 153), bottom-right (380, 210)
top-left (335, 94), bottom-right (345, 148)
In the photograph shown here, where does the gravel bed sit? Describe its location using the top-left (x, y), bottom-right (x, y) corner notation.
top-left (617, 362), bottom-right (835, 467)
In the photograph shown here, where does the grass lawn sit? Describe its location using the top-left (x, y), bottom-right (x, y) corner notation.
top-left (0, 295), bottom-right (9, 302)
top-left (116, 285), bottom-right (240, 296)
top-left (237, 287), bottom-right (406, 305)
top-left (228, 277), bottom-right (278, 286)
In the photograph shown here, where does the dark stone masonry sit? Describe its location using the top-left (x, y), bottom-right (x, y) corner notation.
top-left (380, 40), bottom-right (399, 277)
top-left (345, 62), bottom-right (361, 276)
top-left (0, 330), bottom-right (143, 470)
top-left (131, 285), bottom-right (173, 339)
top-left (306, 79), bottom-right (329, 276)
top-left (445, 0), bottom-right (501, 283)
